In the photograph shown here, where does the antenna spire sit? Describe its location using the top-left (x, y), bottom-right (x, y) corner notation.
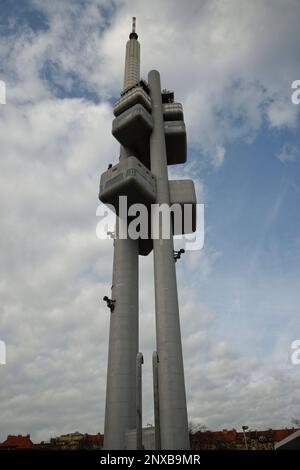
top-left (129, 16), bottom-right (138, 40)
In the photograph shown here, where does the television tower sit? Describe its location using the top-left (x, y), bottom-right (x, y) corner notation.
top-left (99, 18), bottom-right (197, 450)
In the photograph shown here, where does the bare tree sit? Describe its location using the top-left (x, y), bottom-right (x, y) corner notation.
top-left (291, 417), bottom-right (300, 427)
top-left (189, 421), bottom-right (208, 434)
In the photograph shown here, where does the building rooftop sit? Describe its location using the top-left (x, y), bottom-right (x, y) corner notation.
top-left (0, 434), bottom-right (34, 450)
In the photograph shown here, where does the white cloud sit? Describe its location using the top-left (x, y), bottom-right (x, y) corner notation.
top-left (0, 0), bottom-right (300, 442)
top-left (267, 100), bottom-right (299, 128)
top-left (277, 143), bottom-right (300, 163)
top-left (2, 0), bottom-right (299, 163)
top-left (214, 145), bottom-right (226, 169)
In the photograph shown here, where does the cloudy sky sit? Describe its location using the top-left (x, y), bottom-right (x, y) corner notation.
top-left (0, 0), bottom-right (300, 443)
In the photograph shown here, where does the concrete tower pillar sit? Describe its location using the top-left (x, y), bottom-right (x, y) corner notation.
top-left (136, 352), bottom-right (144, 450)
top-left (103, 21), bottom-right (140, 450)
top-left (152, 351), bottom-right (161, 450)
top-left (103, 219), bottom-right (139, 449)
top-left (148, 69), bottom-right (190, 450)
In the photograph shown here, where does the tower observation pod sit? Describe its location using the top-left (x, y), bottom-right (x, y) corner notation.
top-left (99, 18), bottom-right (197, 450)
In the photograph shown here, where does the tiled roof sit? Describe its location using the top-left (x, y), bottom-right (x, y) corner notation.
top-left (190, 428), bottom-right (298, 450)
top-left (84, 433), bottom-right (104, 443)
top-left (0, 435), bottom-right (34, 449)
